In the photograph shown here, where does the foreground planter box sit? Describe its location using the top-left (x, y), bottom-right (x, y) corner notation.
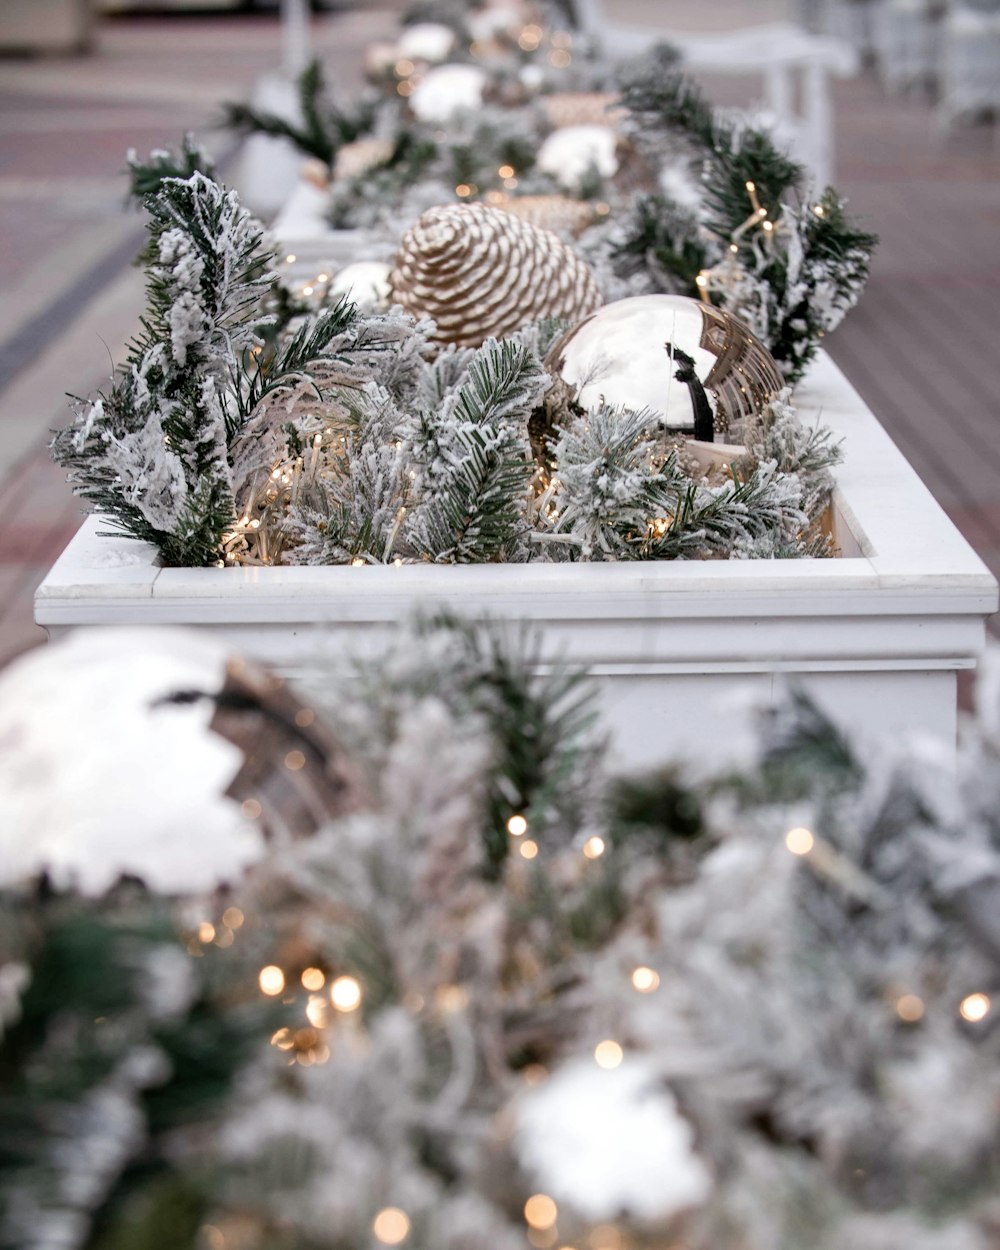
top-left (36, 353), bottom-right (997, 767)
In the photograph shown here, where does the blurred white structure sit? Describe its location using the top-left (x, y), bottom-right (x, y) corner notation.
top-left (938, 3), bottom-right (1000, 126)
top-left (572, 2), bottom-right (857, 189)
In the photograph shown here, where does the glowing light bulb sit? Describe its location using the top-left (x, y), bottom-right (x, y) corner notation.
top-left (330, 975), bottom-right (363, 1012)
top-left (301, 967), bottom-right (326, 991)
top-left (594, 1039), bottom-right (623, 1069)
top-left (259, 965), bottom-right (285, 996)
top-left (524, 1194), bottom-right (558, 1230)
top-left (241, 798), bottom-right (262, 820)
top-left (197, 922), bottom-right (216, 943)
top-left (631, 966), bottom-right (659, 992)
top-left (582, 835), bottom-right (605, 859)
top-left (285, 750), bottom-right (306, 772)
top-left (785, 827), bottom-right (815, 856)
top-left (294, 707), bottom-right (315, 728)
top-left (960, 992), bottom-right (991, 1022)
top-left (222, 907), bottom-right (244, 929)
top-left (519, 839), bottom-right (539, 860)
top-left (284, 253), bottom-right (297, 264)
top-left (895, 993), bottom-right (924, 1023)
top-left (507, 814), bottom-right (528, 836)
top-left (373, 1208), bottom-right (410, 1245)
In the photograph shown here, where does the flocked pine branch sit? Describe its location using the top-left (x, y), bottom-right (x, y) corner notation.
top-left (126, 133), bottom-right (215, 203)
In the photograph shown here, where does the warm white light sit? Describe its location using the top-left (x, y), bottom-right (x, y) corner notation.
top-left (785, 827), bottom-right (815, 856)
top-left (241, 798), bottom-right (262, 820)
top-left (259, 965), bottom-right (285, 996)
top-left (330, 975), bottom-right (363, 1012)
top-left (895, 993), bottom-right (924, 1023)
top-left (582, 835), bottom-right (605, 859)
top-left (222, 907), bottom-right (244, 930)
top-left (507, 814), bottom-right (528, 836)
top-left (373, 1207), bottom-right (410, 1245)
top-left (285, 750), bottom-right (306, 772)
top-left (197, 921), bottom-right (215, 943)
top-left (285, 253), bottom-right (297, 263)
top-left (519, 839), bottom-right (539, 860)
top-left (960, 992), bottom-right (991, 1022)
top-left (631, 966), bottom-right (660, 993)
top-left (301, 967), bottom-right (325, 991)
top-left (524, 1194), bottom-right (558, 1230)
top-left (594, 1039), bottom-right (623, 1069)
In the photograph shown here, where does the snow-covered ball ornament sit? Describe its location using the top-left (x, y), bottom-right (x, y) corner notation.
top-left (514, 1054), bottom-right (712, 1224)
top-left (536, 125), bottom-right (619, 191)
top-left (0, 629), bottom-right (264, 896)
top-left (329, 261), bottom-right (392, 310)
top-left (396, 22), bottom-right (456, 64)
top-left (546, 293), bottom-right (784, 442)
top-left (408, 64), bottom-right (488, 123)
top-left (390, 202), bottom-right (602, 349)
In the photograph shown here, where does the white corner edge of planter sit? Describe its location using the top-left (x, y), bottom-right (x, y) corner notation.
top-left (35, 351), bottom-right (999, 766)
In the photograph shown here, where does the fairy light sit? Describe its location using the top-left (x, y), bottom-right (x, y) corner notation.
top-left (259, 965), bottom-right (285, 996)
top-left (548, 49), bottom-right (571, 67)
top-left (594, 1039), bottom-right (624, 1069)
top-left (197, 922), bottom-right (215, 943)
top-left (351, 557), bottom-right (365, 567)
top-left (436, 984), bottom-right (469, 1013)
top-left (455, 183), bottom-right (473, 197)
top-left (330, 975), bottom-right (363, 1012)
top-left (284, 253), bottom-right (297, 264)
top-left (301, 285), bottom-right (314, 297)
top-left (695, 272), bottom-right (708, 289)
top-left (895, 993), bottom-right (924, 1023)
top-left (294, 707), bottom-right (315, 728)
top-left (582, 835), bottom-right (605, 859)
top-left (305, 993), bottom-right (329, 1028)
top-left (631, 966), bottom-right (660, 992)
top-left (374, 1209), bottom-right (410, 1245)
top-left (394, 58), bottom-right (415, 77)
top-left (317, 271), bottom-right (330, 281)
top-left (960, 992), bottom-right (991, 1022)
top-left (524, 1194), bottom-right (558, 1230)
top-left (301, 967), bottom-right (325, 991)
top-left (271, 1027), bottom-right (295, 1050)
top-left (813, 203), bottom-right (826, 217)
top-left (397, 81), bottom-right (414, 97)
top-left (241, 798), bottom-right (262, 820)
top-left (222, 907), bottom-right (244, 929)
top-left (507, 814), bottom-right (528, 836)
top-left (285, 749), bottom-right (306, 772)
top-left (498, 164), bottom-right (515, 179)
top-left (785, 826), bottom-right (815, 856)
top-left (519, 838), bottom-right (539, 860)
top-left (215, 928), bottom-right (235, 949)
top-left (551, 30), bottom-right (573, 48)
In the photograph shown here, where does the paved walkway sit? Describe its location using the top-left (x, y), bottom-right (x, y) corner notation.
top-left (1, 2), bottom-right (998, 671)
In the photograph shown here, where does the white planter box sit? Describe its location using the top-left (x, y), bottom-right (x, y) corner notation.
top-left (36, 353), bottom-right (997, 767)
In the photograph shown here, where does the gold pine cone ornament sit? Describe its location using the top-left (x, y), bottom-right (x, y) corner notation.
top-left (389, 203), bottom-right (603, 349)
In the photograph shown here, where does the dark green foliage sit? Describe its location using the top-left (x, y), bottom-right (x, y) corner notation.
top-left (126, 135), bottom-right (215, 204)
top-left (612, 193), bottom-right (708, 294)
top-left (224, 59), bottom-right (378, 167)
top-left (608, 766), bottom-right (704, 845)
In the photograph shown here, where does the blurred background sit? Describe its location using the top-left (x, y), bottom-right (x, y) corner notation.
top-left (1, 0), bottom-right (998, 669)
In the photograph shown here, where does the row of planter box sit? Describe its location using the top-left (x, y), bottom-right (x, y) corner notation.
top-left (35, 350), bottom-right (997, 766)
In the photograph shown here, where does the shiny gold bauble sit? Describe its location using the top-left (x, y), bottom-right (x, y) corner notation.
top-left (545, 294), bottom-right (784, 442)
top-left (389, 203), bottom-right (602, 349)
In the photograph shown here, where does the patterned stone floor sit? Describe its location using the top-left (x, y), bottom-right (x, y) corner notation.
top-left (0, 1), bottom-right (997, 683)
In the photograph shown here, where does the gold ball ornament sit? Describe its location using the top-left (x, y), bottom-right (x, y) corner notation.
top-left (546, 294), bottom-right (784, 442)
top-left (389, 203), bottom-right (602, 349)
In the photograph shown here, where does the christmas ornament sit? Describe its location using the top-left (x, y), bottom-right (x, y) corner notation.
top-left (408, 64), bottom-right (489, 123)
top-left (389, 203), bottom-right (602, 349)
top-left (396, 22), bottom-right (456, 64)
top-left (491, 192), bottom-right (601, 238)
top-left (332, 136), bottom-right (394, 182)
top-left (362, 41), bottom-right (399, 81)
top-left (540, 91), bottom-right (624, 130)
top-left (328, 261), bottom-right (392, 309)
top-left (546, 294), bottom-right (783, 441)
top-left (536, 125), bottom-right (620, 190)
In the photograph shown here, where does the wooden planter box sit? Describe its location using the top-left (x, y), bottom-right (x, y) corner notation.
top-left (36, 353), bottom-right (997, 767)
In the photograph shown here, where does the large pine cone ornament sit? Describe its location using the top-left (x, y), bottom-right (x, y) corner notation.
top-left (389, 203), bottom-right (602, 348)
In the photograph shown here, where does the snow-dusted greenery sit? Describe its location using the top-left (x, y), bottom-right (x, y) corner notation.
top-left (2, 619), bottom-right (1000, 1250)
top-left (611, 50), bottom-right (877, 383)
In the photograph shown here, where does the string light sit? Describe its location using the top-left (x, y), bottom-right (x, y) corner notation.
top-left (330, 975), bottom-right (363, 1012)
top-left (960, 992), bottom-right (991, 1022)
top-left (285, 749), bottom-right (306, 772)
top-left (294, 707), bottom-right (315, 728)
top-left (498, 164), bottom-right (515, 179)
top-left (241, 798), bottom-right (262, 820)
top-left (519, 839), bottom-right (539, 860)
top-left (631, 966), bottom-right (660, 992)
top-left (351, 557), bottom-right (366, 567)
top-left (582, 835), bottom-right (605, 859)
top-left (436, 984), bottom-right (469, 1013)
top-left (215, 928), bottom-right (235, 948)
top-left (284, 253), bottom-right (297, 264)
top-left (895, 993), bottom-right (924, 1023)
top-left (301, 967), bottom-right (325, 991)
top-left (507, 814), bottom-right (528, 836)
top-left (373, 1208), bottom-right (410, 1244)
top-left (271, 1027), bottom-right (295, 1050)
top-left (594, 1039), bottom-right (623, 1069)
top-left (785, 827), bottom-right (815, 855)
top-left (305, 993), bottom-right (329, 1028)
top-left (259, 965), bottom-right (285, 996)
top-left (524, 1194), bottom-right (558, 1230)
top-left (222, 907), bottom-right (244, 929)
top-left (197, 922), bottom-right (215, 943)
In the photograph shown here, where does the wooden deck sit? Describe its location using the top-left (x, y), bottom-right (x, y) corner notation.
top-left (1, 1), bottom-right (998, 674)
